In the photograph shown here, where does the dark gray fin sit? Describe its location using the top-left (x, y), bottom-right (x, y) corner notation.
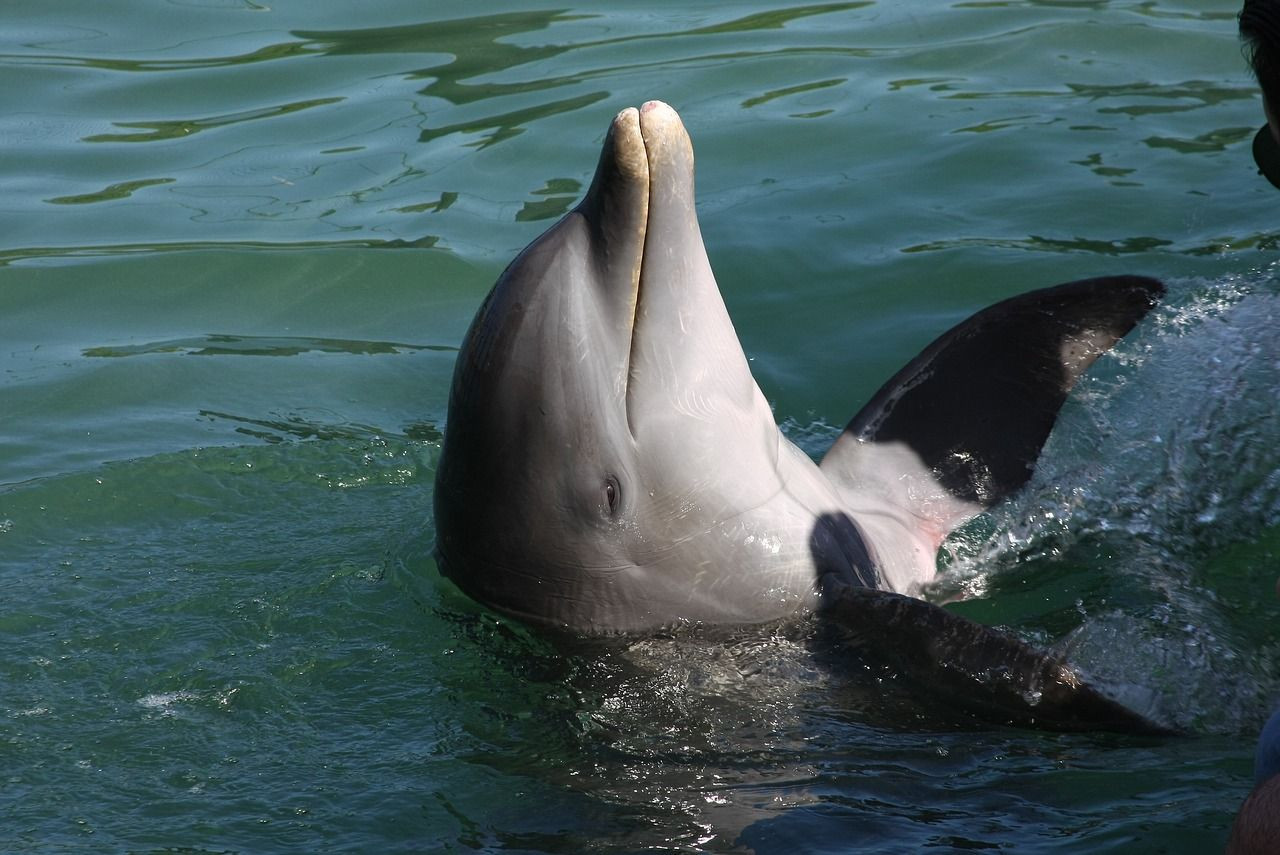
top-left (818, 580), bottom-right (1176, 735)
top-left (821, 276), bottom-right (1164, 520)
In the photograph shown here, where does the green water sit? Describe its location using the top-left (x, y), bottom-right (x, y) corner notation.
top-left (2, 1), bottom-right (1278, 851)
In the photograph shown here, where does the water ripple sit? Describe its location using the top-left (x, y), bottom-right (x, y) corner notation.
top-left (81, 97), bottom-right (343, 144)
top-left (82, 333), bottom-right (451, 358)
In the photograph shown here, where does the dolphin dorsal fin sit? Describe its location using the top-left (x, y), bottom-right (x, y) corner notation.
top-left (820, 275), bottom-right (1164, 556)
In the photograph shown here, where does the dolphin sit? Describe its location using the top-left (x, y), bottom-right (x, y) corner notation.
top-left (434, 101), bottom-right (1167, 732)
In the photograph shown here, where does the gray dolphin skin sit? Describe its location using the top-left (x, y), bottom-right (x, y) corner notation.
top-left (435, 101), bottom-right (1168, 732)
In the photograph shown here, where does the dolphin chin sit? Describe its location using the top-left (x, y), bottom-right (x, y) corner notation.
top-left (434, 101), bottom-right (1170, 733)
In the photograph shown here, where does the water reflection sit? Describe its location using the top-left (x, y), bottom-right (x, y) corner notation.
top-left (197, 408), bottom-right (440, 445)
top-left (1144, 126), bottom-right (1256, 155)
top-left (901, 235), bottom-right (1174, 255)
top-left (297, 3), bottom-right (871, 100)
top-left (516, 178), bottom-right (582, 222)
top-left (742, 78), bottom-right (846, 110)
top-left (0, 235), bottom-right (438, 267)
top-left (418, 91), bottom-right (609, 148)
top-left (0, 39), bottom-right (311, 73)
top-left (82, 333), bottom-right (451, 358)
top-left (295, 4), bottom-right (872, 144)
top-left (392, 191), bottom-right (458, 215)
top-left (46, 177), bottom-right (175, 205)
top-left (298, 12), bottom-right (590, 107)
top-left (81, 97), bottom-right (343, 144)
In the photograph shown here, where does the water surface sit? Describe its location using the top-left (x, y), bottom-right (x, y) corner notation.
top-left (2, 1), bottom-right (1277, 851)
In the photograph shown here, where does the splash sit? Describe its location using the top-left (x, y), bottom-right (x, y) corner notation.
top-left (937, 273), bottom-right (1280, 733)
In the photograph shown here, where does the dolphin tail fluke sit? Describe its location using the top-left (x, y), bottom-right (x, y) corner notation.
top-left (819, 581), bottom-right (1176, 734)
top-left (818, 275), bottom-right (1164, 553)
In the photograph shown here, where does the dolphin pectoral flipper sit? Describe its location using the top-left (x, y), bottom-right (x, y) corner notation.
top-left (818, 275), bottom-right (1164, 554)
top-left (819, 580), bottom-right (1175, 734)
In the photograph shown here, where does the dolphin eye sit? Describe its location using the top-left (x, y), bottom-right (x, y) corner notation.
top-left (603, 475), bottom-right (621, 516)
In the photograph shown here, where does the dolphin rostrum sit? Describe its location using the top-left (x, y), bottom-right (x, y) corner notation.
top-left (434, 101), bottom-right (1167, 733)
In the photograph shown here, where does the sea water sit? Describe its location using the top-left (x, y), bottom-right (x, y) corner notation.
top-left (1, 1), bottom-right (1276, 850)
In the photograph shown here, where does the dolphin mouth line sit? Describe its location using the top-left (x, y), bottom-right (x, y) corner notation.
top-left (621, 104), bottom-right (657, 440)
top-left (617, 100), bottom-right (690, 439)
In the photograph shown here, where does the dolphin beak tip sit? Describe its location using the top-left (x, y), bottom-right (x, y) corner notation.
top-left (613, 105), bottom-right (640, 129)
top-left (637, 101), bottom-right (693, 173)
top-left (604, 107), bottom-right (647, 190)
top-left (638, 100), bottom-right (683, 136)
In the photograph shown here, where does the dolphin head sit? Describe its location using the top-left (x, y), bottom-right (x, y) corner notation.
top-left (435, 102), bottom-right (818, 633)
